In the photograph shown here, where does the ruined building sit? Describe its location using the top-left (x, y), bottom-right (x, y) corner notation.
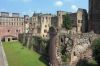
top-left (18, 8), bottom-right (88, 41)
top-left (48, 9), bottom-right (89, 66)
top-left (0, 12), bottom-right (24, 42)
top-left (51, 9), bottom-right (88, 35)
top-left (89, 0), bottom-right (100, 34)
top-left (49, 27), bottom-right (60, 66)
top-left (0, 8), bottom-right (88, 42)
top-left (25, 9), bottom-right (88, 40)
top-left (49, 26), bottom-right (100, 66)
top-left (77, 8), bottom-right (88, 34)
top-left (31, 13), bottom-right (51, 39)
top-left (24, 15), bottom-right (30, 33)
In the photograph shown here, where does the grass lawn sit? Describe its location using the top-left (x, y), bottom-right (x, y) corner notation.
top-left (3, 41), bottom-right (47, 66)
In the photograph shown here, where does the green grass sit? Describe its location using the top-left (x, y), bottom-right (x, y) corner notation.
top-left (3, 41), bottom-right (47, 66)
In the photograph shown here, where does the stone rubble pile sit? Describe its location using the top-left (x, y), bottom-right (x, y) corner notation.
top-left (57, 32), bottom-right (99, 66)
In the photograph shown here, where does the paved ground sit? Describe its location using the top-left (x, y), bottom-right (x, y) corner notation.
top-left (0, 45), bottom-right (5, 66)
top-left (0, 41), bottom-right (8, 66)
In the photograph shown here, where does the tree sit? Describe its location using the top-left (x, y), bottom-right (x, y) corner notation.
top-left (63, 14), bottom-right (72, 30)
top-left (92, 38), bottom-right (100, 66)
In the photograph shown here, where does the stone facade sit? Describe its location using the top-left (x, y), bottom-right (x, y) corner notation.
top-left (51, 11), bottom-right (77, 29)
top-left (0, 12), bottom-right (24, 41)
top-left (24, 15), bottom-right (30, 33)
top-left (57, 11), bottom-right (66, 28)
top-left (51, 9), bottom-right (88, 35)
top-left (22, 9), bottom-right (88, 40)
top-left (89, 0), bottom-right (100, 34)
top-left (77, 8), bottom-right (88, 34)
top-left (31, 13), bottom-right (51, 39)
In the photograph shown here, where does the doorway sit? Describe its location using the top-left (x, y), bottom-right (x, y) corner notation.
top-left (8, 38), bottom-right (10, 42)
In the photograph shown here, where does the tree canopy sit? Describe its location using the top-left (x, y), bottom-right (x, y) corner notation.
top-left (62, 14), bottom-right (72, 30)
top-left (92, 38), bottom-right (100, 66)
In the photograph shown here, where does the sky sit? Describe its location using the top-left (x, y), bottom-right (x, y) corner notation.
top-left (0, 0), bottom-right (88, 16)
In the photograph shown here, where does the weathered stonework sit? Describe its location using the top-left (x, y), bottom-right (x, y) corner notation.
top-left (49, 27), bottom-right (100, 66)
top-left (89, 0), bottom-right (100, 34)
top-left (70, 32), bottom-right (99, 66)
top-left (49, 27), bottom-right (60, 66)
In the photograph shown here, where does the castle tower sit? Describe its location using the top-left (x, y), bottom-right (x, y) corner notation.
top-left (24, 15), bottom-right (30, 33)
top-left (57, 11), bottom-right (66, 28)
top-left (89, 0), bottom-right (100, 34)
top-left (77, 8), bottom-right (88, 34)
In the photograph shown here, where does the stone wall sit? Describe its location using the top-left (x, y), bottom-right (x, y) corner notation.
top-left (18, 33), bottom-right (49, 54)
top-left (70, 32), bottom-right (99, 66)
top-left (18, 27), bottom-right (100, 66)
top-left (89, 0), bottom-right (100, 34)
top-left (49, 27), bottom-right (100, 66)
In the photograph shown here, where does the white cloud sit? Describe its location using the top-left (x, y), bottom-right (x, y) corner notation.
top-left (55, 1), bottom-right (63, 7)
top-left (71, 5), bottom-right (78, 12)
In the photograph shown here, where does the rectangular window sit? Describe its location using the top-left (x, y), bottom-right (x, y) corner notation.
top-left (0, 22), bottom-right (1, 25)
top-left (45, 25), bottom-right (47, 27)
top-left (43, 35), bottom-right (44, 37)
top-left (44, 29), bottom-right (47, 33)
top-left (16, 30), bottom-right (18, 32)
top-left (33, 23), bottom-right (35, 27)
top-left (78, 20), bottom-right (82, 23)
top-left (8, 30), bottom-right (10, 32)
top-left (17, 18), bottom-right (19, 21)
top-left (22, 23), bottom-right (23, 26)
top-left (37, 28), bottom-right (41, 33)
top-left (12, 22), bottom-right (13, 26)
top-left (17, 23), bottom-right (18, 26)
top-left (16, 30), bottom-right (20, 32)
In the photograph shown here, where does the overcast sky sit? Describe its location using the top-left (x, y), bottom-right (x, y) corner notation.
top-left (0, 0), bottom-right (88, 16)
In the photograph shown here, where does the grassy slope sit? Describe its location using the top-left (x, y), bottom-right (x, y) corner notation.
top-left (3, 41), bottom-right (47, 66)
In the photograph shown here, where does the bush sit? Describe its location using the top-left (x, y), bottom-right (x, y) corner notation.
top-left (92, 38), bottom-right (100, 66)
top-left (76, 59), bottom-right (98, 66)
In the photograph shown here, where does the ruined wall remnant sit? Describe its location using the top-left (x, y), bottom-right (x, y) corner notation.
top-left (49, 27), bottom-right (60, 66)
top-left (49, 27), bottom-right (100, 66)
top-left (89, 0), bottom-right (100, 34)
top-left (70, 32), bottom-right (98, 66)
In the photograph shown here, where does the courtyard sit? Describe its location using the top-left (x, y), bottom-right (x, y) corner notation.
top-left (3, 41), bottom-right (47, 66)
